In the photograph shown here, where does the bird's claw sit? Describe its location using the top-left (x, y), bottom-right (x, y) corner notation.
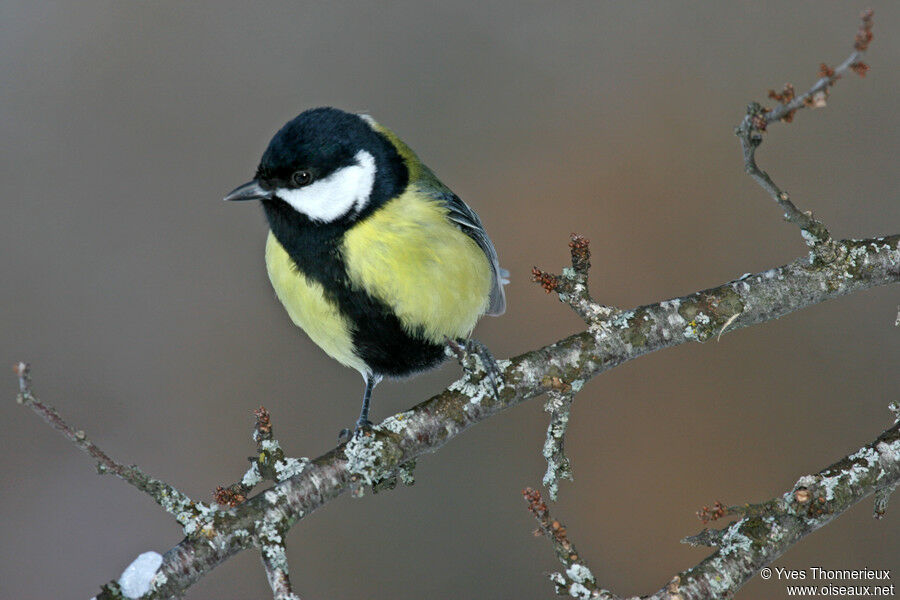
top-left (447, 338), bottom-right (503, 400)
top-left (338, 419), bottom-right (374, 443)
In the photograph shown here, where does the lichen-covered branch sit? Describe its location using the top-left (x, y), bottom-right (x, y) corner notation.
top-left (541, 379), bottom-right (580, 501)
top-left (526, 409), bottom-right (900, 599)
top-left (261, 542), bottom-right (301, 600)
top-left (524, 487), bottom-right (615, 599)
top-left (532, 234), bottom-right (617, 324)
top-left (214, 407), bottom-right (310, 507)
top-left (646, 410), bottom-right (900, 600)
top-left (79, 229), bottom-right (897, 599)
top-left (531, 235), bottom-right (614, 501)
top-left (14, 363), bottom-right (212, 535)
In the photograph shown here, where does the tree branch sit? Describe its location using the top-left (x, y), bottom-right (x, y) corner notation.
top-left (525, 410), bottom-right (900, 599)
top-left (14, 362), bottom-right (213, 535)
top-left (260, 540), bottom-right (301, 600)
top-left (30, 228), bottom-right (894, 598)
top-left (734, 9), bottom-right (874, 261)
top-left (524, 487), bottom-right (614, 599)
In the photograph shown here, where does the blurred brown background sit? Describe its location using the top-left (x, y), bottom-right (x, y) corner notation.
top-left (2, 2), bottom-right (898, 599)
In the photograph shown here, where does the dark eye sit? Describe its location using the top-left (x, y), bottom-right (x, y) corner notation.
top-left (291, 170), bottom-right (313, 187)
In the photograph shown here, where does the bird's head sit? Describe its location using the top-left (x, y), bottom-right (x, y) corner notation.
top-left (225, 107), bottom-right (408, 226)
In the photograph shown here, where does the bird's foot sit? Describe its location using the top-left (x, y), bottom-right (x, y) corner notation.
top-left (447, 338), bottom-right (503, 399)
top-left (338, 419), bottom-right (374, 443)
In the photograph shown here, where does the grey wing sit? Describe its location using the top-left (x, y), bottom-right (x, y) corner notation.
top-left (433, 188), bottom-right (508, 316)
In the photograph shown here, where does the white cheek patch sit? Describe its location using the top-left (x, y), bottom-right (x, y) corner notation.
top-left (276, 150), bottom-right (377, 223)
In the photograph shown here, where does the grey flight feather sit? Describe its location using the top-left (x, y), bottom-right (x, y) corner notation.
top-left (416, 172), bottom-right (508, 316)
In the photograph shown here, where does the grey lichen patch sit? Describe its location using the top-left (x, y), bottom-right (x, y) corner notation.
top-left (542, 395), bottom-right (574, 501)
top-left (660, 298), bottom-right (682, 310)
top-left (610, 309), bottom-right (636, 329)
top-left (618, 306), bottom-right (653, 349)
top-left (147, 569), bottom-right (169, 596)
top-left (842, 239), bottom-right (900, 282)
top-left (370, 459), bottom-right (418, 493)
top-left (763, 514), bottom-right (787, 543)
top-left (706, 558), bottom-right (741, 598)
top-left (786, 434), bottom-right (900, 519)
top-left (241, 462), bottom-right (263, 488)
top-left (379, 410), bottom-right (416, 435)
top-left (345, 432), bottom-right (403, 491)
top-left (254, 503), bottom-right (291, 551)
top-left (397, 459), bottom-right (416, 486)
top-left (448, 377), bottom-right (488, 405)
top-left (179, 501), bottom-right (221, 537)
top-left (548, 571), bottom-right (567, 593)
top-left (255, 507), bottom-right (292, 574)
top-left (568, 582), bottom-right (593, 599)
top-left (689, 537), bottom-right (745, 598)
top-left (264, 488), bottom-right (286, 505)
top-left (453, 357), bottom-right (514, 405)
top-left (157, 486), bottom-right (197, 526)
top-left (261, 542), bottom-right (289, 575)
top-left (719, 520), bottom-right (754, 556)
top-left (566, 563), bottom-right (596, 585)
top-left (273, 456), bottom-right (310, 482)
top-left (877, 438), bottom-right (900, 475)
top-left (801, 229), bottom-right (818, 248)
top-left (547, 567), bottom-right (595, 600)
top-left (874, 483), bottom-right (898, 519)
top-left (246, 436), bottom-right (310, 484)
top-left (819, 445), bottom-right (881, 494)
top-left (683, 312), bottom-right (715, 340)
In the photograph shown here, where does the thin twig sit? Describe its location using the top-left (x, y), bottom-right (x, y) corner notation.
top-left (214, 407), bottom-right (310, 507)
top-left (734, 10), bottom-right (874, 258)
top-left (532, 234), bottom-right (617, 323)
top-left (765, 9), bottom-right (873, 124)
top-left (680, 529), bottom-right (724, 548)
top-left (873, 483), bottom-right (897, 520)
top-left (13, 362), bottom-right (209, 532)
top-left (261, 544), bottom-right (301, 600)
top-left (523, 487), bottom-right (617, 600)
top-left (541, 380), bottom-right (579, 501)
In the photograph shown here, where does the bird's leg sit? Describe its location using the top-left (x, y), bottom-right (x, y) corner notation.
top-left (339, 373), bottom-right (379, 441)
top-left (356, 374), bottom-right (376, 430)
top-left (447, 338), bottom-right (503, 399)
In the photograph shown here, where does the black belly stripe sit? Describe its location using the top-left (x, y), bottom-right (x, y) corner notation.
top-left (262, 198), bottom-right (446, 377)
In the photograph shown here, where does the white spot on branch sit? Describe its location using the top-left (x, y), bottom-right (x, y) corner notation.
top-left (117, 551), bottom-right (163, 599)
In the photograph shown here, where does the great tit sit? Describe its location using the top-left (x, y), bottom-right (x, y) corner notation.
top-left (225, 107), bottom-right (506, 434)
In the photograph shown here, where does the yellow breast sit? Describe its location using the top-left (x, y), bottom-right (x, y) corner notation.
top-left (264, 231), bottom-right (369, 375)
top-left (341, 189), bottom-right (492, 343)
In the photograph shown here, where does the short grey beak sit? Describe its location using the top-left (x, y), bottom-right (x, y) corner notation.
top-left (224, 180), bottom-right (272, 202)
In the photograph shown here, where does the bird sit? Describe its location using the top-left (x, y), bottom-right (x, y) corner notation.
top-left (225, 107), bottom-right (507, 436)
